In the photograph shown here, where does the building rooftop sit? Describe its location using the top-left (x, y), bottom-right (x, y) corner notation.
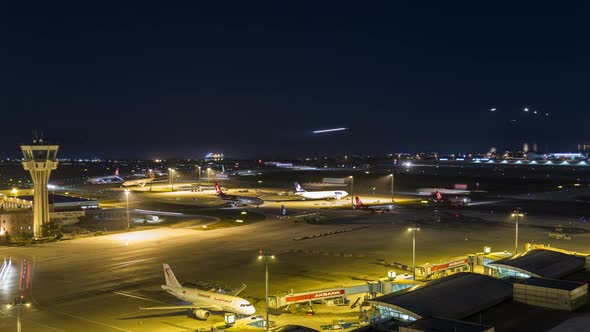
top-left (547, 316), bottom-right (590, 332)
top-left (508, 277), bottom-right (586, 291)
top-left (20, 194), bottom-right (95, 204)
top-left (404, 317), bottom-right (493, 332)
top-left (489, 249), bottom-right (586, 279)
top-left (369, 273), bottom-right (512, 320)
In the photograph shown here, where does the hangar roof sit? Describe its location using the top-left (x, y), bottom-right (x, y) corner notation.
top-left (404, 317), bottom-right (493, 332)
top-left (490, 250), bottom-right (586, 279)
top-left (369, 273), bottom-right (512, 320)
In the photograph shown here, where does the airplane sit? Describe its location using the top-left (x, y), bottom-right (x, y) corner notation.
top-left (140, 264), bottom-right (255, 320)
top-left (215, 183), bottom-right (264, 207)
top-left (293, 182), bottom-right (348, 200)
top-left (353, 197), bottom-right (395, 213)
top-left (430, 191), bottom-right (471, 206)
top-left (86, 168), bottom-right (124, 184)
top-left (121, 170), bottom-right (156, 187)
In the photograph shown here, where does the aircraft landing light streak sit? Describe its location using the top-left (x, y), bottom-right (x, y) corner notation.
top-left (313, 128), bottom-right (347, 134)
top-left (134, 209), bottom-right (184, 216)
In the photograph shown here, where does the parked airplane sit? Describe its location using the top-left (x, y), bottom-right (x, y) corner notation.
top-left (121, 170), bottom-right (155, 187)
top-left (430, 191), bottom-right (471, 206)
top-left (293, 182), bottom-right (348, 200)
top-left (86, 168), bottom-right (124, 184)
top-left (353, 197), bottom-right (395, 213)
top-left (140, 264), bottom-right (255, 320)
top-left (215, 183), bottom-right (264, 207)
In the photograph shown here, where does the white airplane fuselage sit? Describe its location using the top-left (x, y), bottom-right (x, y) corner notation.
top-left (121, 178), bottom-right (154, 187)
top-left (162, 285), bottom-right (255, 315)
top-left (295, 190), bottom-right (348, 200)
top-left (86, 175), bottom-right (124, 184)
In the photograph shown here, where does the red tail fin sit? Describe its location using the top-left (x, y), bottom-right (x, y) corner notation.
top-left (115, 167), bottom-right (119, 176)
top-left (435, 191), bottom-right (442, 201)
top-left (355, 196), bottom-right (363, 207)
top-left (214, 183), bottom-right (223, 195)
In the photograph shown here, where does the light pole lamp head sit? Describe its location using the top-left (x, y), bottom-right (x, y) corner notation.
top-left (258, 251), bottom-right (275, 260)
top-left (124, 189), bottom-right (130, 195)
top-left (408, 227), bottom-right (420, 232)
top-left (511, 208), bottom-right (524, 217)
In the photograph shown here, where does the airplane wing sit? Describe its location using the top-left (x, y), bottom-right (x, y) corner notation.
top-left (140, 304), bottom-right (223, 311)
top-left (228, 283), bottom-right (247, 297)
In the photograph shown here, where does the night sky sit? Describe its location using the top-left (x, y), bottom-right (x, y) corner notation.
top-left (0, 2), bottom-right (588, 158)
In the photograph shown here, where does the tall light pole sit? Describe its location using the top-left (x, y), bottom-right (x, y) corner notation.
top-left (168, 168), bottom-right (175, 191)
top-left (207, 168), bottom-right (211, 185)
top-left (349, 176), bottom-right (354, 207)
top-left (408, 227), bottom-right (420, 279)
top-left (124, 189), bottom-right (130, 230)
top-left (390, 173), bottom-right (394, 203)
top-left (511, 208), bottom-right (524, 255)
top-left (258, 251), bottom-right (275, 331)
top-left (197, 166), bottom-right (201, 189)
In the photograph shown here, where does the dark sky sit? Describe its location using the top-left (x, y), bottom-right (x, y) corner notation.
top-left (0, 2), bottom-right (589, 158)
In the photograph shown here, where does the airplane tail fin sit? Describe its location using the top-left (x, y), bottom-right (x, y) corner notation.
top-left (435, 191), bottom-right (442, 201)
top-left (115, 167), bottom-right (119, 176)
top-left (354, 196), bottom-right (363, 208)
top-left (214, 183), bottom-right (223, 195)
top-left (163, 264), bottom-right (181, 288)
top-left (294, 182), bottom-right (305, 192)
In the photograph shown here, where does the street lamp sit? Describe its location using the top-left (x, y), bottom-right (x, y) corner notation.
top-left (11, 188), bottom-right (17, 198)
top-left (390, 173), bottom-right (394, 203)
top-left (408, 227), bottom-right (420, 279)
top-left (511, 208), bottom-right (524, 255)
top-left (349, 176), bottom-right (354, 207)
top-left (197, 166), bottom-right (202, 188)
top-left (124, 189), bottom-right (130, 230)
top-left (207, 168), bottom-right (212, 185)
top-left (258, 251), bottom-right (275, 331)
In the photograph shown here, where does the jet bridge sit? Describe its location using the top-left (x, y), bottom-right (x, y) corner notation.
top-left (269, 278), bottom-right (419, 309)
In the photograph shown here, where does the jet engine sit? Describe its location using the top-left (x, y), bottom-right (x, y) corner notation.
top-left (194, 309), bottom-right (211, 320)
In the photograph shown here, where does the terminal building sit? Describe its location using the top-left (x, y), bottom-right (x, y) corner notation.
top-left (488, 249), bottom-right (586, 279)
top-left (361, 249), bottom-right (590, 332)
top-left (0, 192), bottom-right (99, 237)
top-left (368, 273), bottom-right (513, 323)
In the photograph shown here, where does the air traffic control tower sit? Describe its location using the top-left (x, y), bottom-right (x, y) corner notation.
top-left (21, 139), bottom-right (59, 238)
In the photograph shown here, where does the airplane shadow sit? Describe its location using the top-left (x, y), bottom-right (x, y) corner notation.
top-left (118, 310), bottom-right (194, 320)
